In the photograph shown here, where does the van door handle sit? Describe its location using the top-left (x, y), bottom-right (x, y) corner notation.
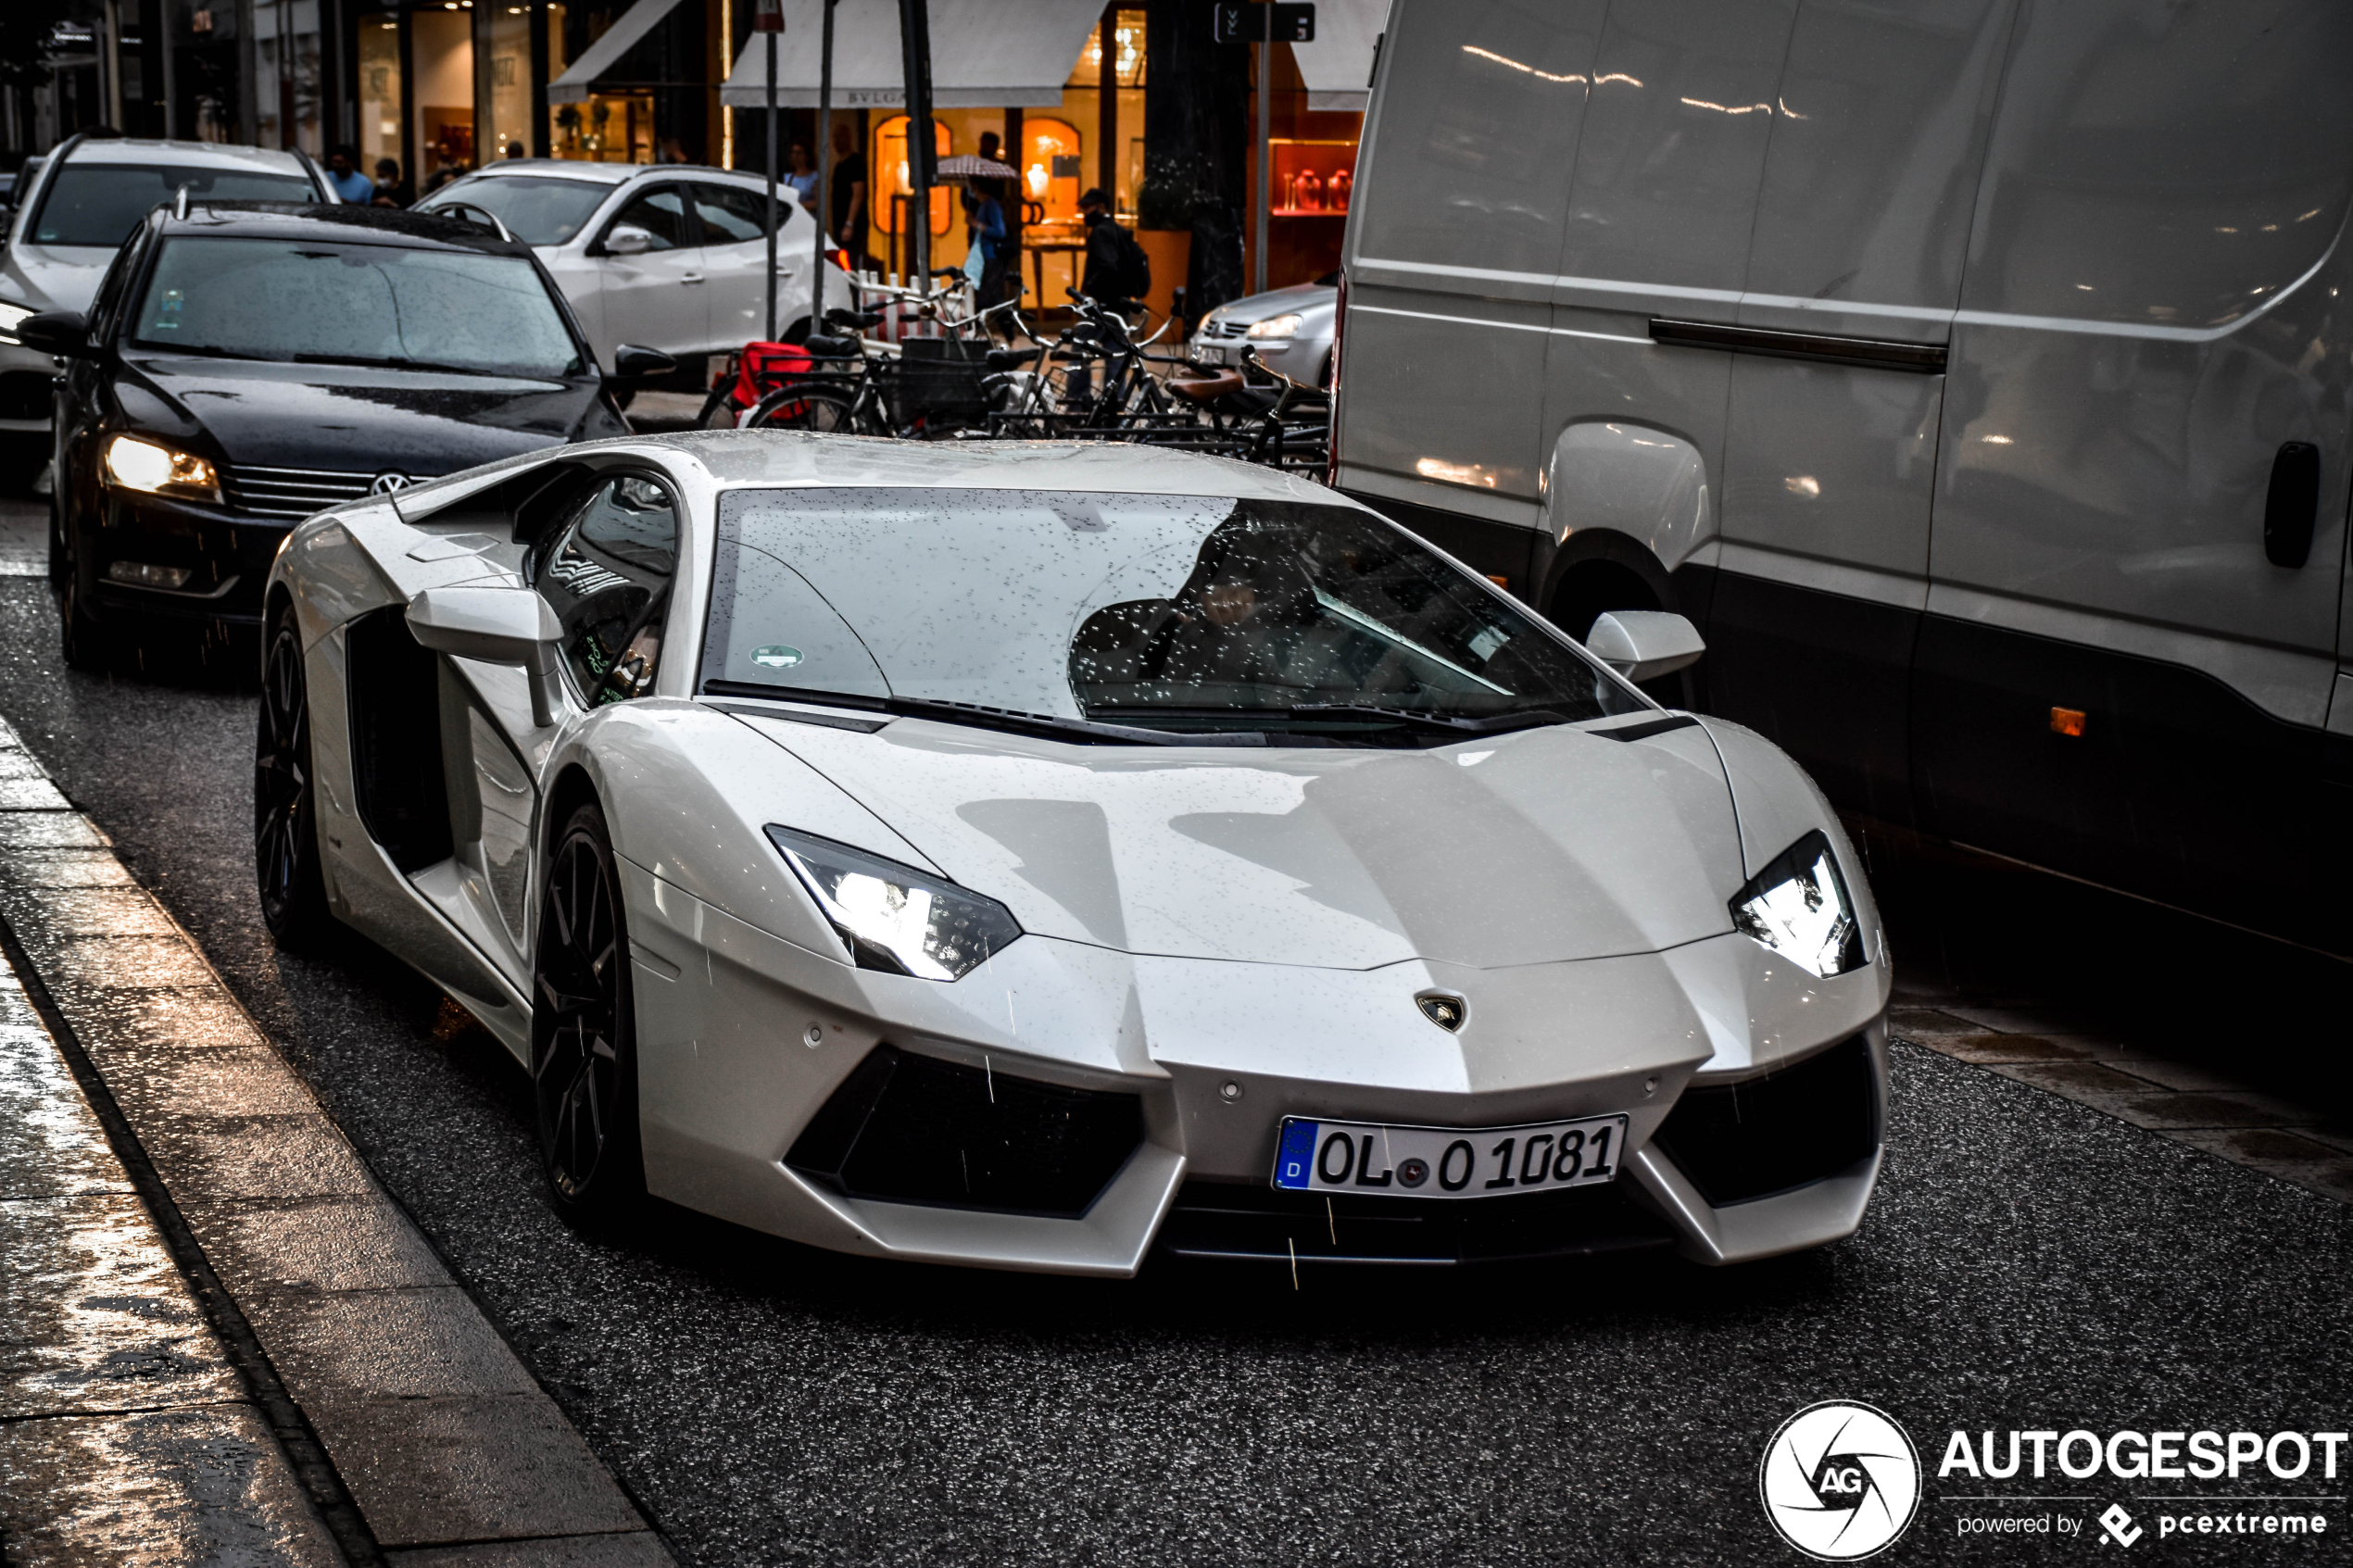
top-left (2265, 441), bottom-right (2320, 568)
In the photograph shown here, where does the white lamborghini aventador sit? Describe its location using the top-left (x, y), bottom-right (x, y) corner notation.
top-left (256, 433), bottom-right (1891, 1274)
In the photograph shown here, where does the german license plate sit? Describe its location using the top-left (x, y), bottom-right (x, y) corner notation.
top-left (1272, 1114), bottom-right (1629, 1198)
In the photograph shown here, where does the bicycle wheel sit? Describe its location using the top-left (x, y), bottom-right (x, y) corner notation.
top-left (744, 383), bottom-right (859, 433)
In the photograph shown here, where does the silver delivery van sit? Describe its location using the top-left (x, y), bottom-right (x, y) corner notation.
top-left (1334, 0), bottom-right (2353, 955)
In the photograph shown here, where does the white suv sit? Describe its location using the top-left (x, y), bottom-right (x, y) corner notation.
top-left (0, 134), bottom-right (331, 435)
top-left (417, 161), bottom-right (849, 374)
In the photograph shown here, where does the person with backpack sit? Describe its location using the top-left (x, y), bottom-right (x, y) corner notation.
top-left (1077, 187), bottom-right (1150, 308)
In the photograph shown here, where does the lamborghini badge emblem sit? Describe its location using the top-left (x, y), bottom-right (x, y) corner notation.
top-left (1416, 993), bottom-right (1465, 1031)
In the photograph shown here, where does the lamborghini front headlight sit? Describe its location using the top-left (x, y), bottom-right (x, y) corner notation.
top-left (766, 825), bottom-right (1022, 981)
top-left (1730, 830), bottom-right (1866, 979)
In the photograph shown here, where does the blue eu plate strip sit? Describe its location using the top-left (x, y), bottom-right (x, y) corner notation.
top-left (1274, 1119), bottom-right (1319, 1189)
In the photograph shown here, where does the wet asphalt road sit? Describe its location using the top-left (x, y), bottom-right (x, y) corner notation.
top-left (2, 499), bottom-right (2350, 1564)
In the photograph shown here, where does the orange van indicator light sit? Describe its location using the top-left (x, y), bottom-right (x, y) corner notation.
top-left (2050, 707), bottom-right (2087, 737)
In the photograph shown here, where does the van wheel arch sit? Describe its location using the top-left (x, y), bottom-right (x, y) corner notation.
top-left (1541, 529), bottom-right (1680, 642)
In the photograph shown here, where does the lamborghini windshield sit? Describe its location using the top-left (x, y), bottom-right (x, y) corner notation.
top-left (699, 488), bottom-right (1644, 742)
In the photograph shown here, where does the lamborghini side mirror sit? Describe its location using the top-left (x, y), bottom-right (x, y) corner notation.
top-left (1585, 610), bottom-right (1705, 683)
top-left (407, 584), bottom-right (566, 726)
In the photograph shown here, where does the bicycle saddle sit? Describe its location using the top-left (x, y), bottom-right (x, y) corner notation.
top-left (985, 347), bottom-right (1042, 371)
top-left (1166, 370), bottom-right (1246, 403)
top-left (801, 333), bottom-right (862, 358)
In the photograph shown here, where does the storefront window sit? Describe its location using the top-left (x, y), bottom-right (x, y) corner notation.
top-left (1062, 11), bottom-right (1145, 212)
top-left (1021, 119), bottom-right (1080, 222)
top-left (484, 4), bottom-right (533, 160)
top-left (358, 14), bottom-right (402, 180)
top-left (255, 0), bottom-right (324, 156)
top-left (413, 7), bottom-right (475, 181)
top-left (873, 116), bottom-right (951, 236)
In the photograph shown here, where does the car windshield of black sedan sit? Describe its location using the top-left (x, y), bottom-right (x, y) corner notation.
top-left (700, 488), bottom-right (1644, 738)
top-left (417, 176), bottom-right (613, 245)
top-left (127, 236), bottom-right (583, 377)
top-left (31, 165), bottom-right (315, 246)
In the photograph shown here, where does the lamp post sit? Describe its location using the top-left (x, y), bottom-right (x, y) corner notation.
top-left (756, 0), bottom-right (781, 341)
top-left (813, 0), bottom-right (836, 325)
top-left (897, 0), bottom-right (936, 301)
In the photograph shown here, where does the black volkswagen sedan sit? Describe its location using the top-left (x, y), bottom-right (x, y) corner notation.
top-left (21, 202), bottom-right (667, 664)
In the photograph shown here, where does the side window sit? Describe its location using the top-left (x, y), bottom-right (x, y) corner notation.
top-left (689, 182), bottom-right (778, 245)
top-left (533, 476), bottom-right (679, 706)
top-left (86, 225), bottom-right (150, 339)
top-left (602, 186), bottom-right (691, 252)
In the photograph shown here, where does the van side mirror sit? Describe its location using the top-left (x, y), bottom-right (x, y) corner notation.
top-left (603, 224), bottom-right (656, 257)
top-left (610, 344), bottom-right (676, 381)
top-left (1585, 610), bottom-right (1705, 683)
top-left (17, 310), bottom-right (93, 358)
top-left (406, 584), bottom-right (566, 726)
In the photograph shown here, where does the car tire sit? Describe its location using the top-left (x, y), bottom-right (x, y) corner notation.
top-left (253, 602), bottom-right (332, 947)
top-left (531, 800), bottom-right (646, 1221)
top-left (57, 566), bottom-right (107, 671)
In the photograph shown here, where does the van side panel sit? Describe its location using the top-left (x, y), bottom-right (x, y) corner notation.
top-left (1535, 0), bottom-right (1798, 625)
top-left (1698, 0), bottom-right (2017, 822)
top-left (1919, 0), bottom-right (2353, 947)
top-left (1339, 0), bottom-right (1605, 562)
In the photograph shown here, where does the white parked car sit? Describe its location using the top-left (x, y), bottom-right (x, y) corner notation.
top-left (1189, 273), bottom-right (1338, 387)
top-left (257, 433), bottom-right (1890, 1274)
top-left (0, 133), bottom-right (331, 435)
top-left (416, 161), bottom-right (851, 375)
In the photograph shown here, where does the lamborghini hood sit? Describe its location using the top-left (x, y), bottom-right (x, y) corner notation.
top-left (741, 716), bottom-right (1747, 972)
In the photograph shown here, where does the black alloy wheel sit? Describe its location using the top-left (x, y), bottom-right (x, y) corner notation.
top-left (531, 801), bottom-right (645, 1219)
top-left (253, 604), bottom-right (331, 944)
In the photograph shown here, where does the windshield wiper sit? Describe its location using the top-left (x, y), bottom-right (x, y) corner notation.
top-left (1284, 703), bottom-right (1575, 735)
top-left (1089, 703), bottom-right (1574, 737)
top-left (287, 352), bottom-right (520, 376)
top-left (700, 680), bottom-right (1265, 746)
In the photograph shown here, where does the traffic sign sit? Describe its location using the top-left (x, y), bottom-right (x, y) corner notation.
top-left (1214, 3), bottom-right (1315, 44)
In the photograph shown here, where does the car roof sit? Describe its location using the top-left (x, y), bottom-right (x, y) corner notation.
top-left (155, 202), bottom-right (538, 257)
top-left (461, 159), bottom-right (771, 188)
top-left (653, 430), bottom-right (1357, 507)
top-left (59, 138), bottom-right (314, 178)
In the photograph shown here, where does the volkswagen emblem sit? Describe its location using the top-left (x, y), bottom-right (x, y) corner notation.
top-left (368, 470), bottom-right (412, 495)
top-left (1416, 992), bottom-right (1466, 1031)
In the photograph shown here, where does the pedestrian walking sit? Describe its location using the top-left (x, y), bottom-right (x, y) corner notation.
top-left (325, 144), bottom-right (375, 205)
top-left (963, 182), bottom-right (1008, 312)
top-left (785, 142), bottom-right (820, 220)
top-left (829, 121), bottom-right (873, 270)
top-left (371, 158), bottom-right (413, 207)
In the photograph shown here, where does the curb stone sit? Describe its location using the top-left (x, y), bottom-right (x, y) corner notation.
top-left (0, 713), bottom-right (675, 1562)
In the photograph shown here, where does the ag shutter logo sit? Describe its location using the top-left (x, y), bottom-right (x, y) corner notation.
top-left (1761, 1401), bottom-right (1922, 1561)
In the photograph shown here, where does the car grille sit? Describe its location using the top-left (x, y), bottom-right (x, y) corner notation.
top-left (1202, 319), bottom-right (1250, 339)
top-left (1155, 1179), bottom-right (1677, 1266)
top-left (1650, 1035), bottom-right (1878, 1207)
top-left (786, 1044), bottom-right (1144, 1218)
top-left (220, 464), bottom-right (377, 520)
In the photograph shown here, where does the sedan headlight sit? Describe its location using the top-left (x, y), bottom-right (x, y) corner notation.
top-left (1730, 830), bottom-right (1867, 979)
top-left (1245, 312), bottom-right (1303, 340)
top-left (103, 433), bottom-right (220, 500)
top-left (766, 825), bottom-right (1022, 981)
top-left (0, 301), bottom-right (31, 343)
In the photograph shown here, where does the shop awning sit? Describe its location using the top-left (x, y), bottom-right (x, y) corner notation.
top-left (721, 0), bottom-right (1105, 109)
top-left (548, 0), bottom-right (687, 106)
top-left (1290, 0), bottom-right (1388, 112)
